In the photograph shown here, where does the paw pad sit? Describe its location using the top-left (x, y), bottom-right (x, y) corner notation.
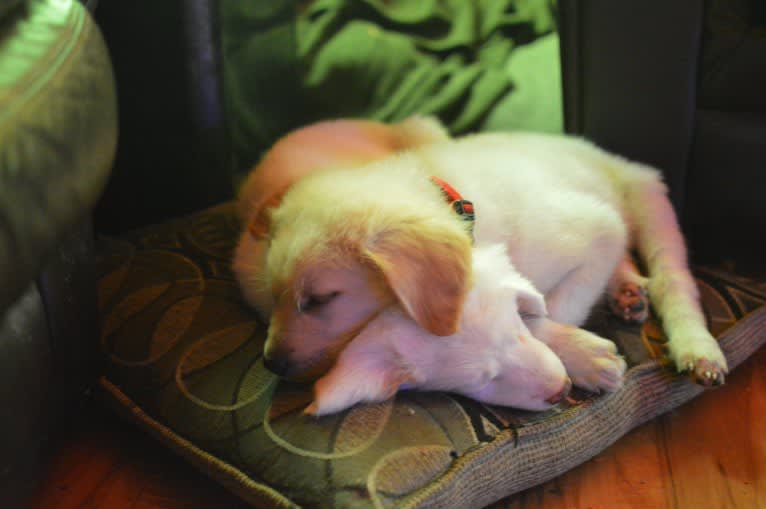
top-left (608, 282), bottom-right (649, 324)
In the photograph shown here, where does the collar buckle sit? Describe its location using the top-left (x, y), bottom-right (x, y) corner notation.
top-left (430, 176), bottom-right (475, 241)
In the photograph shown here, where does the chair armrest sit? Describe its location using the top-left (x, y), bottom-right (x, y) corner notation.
top-left (0, 0), bottom-right (117, 312)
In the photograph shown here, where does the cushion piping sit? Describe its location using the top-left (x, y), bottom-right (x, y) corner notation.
top-left (98, 377), bottom-right (299, 509)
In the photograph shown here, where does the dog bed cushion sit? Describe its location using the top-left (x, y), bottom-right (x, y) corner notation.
top-left (96, 202), bottom-right (766, 508)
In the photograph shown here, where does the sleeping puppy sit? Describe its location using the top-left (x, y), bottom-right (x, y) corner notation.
top-left (233, 116), bottom-right (449, 321)
top-left (305, 243), bottom-right (625, 416)
top-left (235, 122), bottom-right (728, 414)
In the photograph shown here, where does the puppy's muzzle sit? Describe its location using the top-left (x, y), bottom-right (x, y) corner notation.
top-left (263, 357), bottom-right (288, 376)
top-left (263, 353), bottom-right (290, 376)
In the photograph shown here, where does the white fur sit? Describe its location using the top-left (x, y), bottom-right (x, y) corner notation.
top-left (307, 244), bottom-right (573, 415)
top-left (235, 127), bottom-right (728, 415)
top-left (410, 132), bottom-right (727, 381)
top-left (233, 116), bottom-right (449, 321)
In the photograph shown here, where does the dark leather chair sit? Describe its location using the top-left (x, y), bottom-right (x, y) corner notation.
top-left (2, 0), bottom-right (226, 503)
top-left (0, 0), bottom-right (116, 506)
top-left (93, 0), bottom-right (231, 234)
top-left (559, 0), bottom-right (766, 270)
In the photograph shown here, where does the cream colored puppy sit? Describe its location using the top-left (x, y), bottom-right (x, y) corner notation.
top-left (237, 127), bottom-right (728, 397)
top-left (233, 116), bottom-right (449, 321)
top-left (305, 243), bottom-right (627, 416)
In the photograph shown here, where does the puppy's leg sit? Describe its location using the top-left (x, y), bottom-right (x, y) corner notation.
top-left (305, 354), bottom-right (412, 417)
top-left (545, 207), bottom-right (627, 326)
top-left (624, 168), bottom-right (727, 385)
top-left (606, 253), bottom-right (650, 324)
top-left (528, 317), bottom-right (626, 393)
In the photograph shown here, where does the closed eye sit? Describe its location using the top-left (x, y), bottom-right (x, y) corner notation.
top-left (298, 291), bottom-right (341, 313)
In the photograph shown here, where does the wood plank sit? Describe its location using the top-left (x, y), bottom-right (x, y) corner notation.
top-left (660, 347), bottom-right (766, 509)
top-left (497, 347), bottom-right (766, 509)
top-left (27, 409), bottom-right (249, 509)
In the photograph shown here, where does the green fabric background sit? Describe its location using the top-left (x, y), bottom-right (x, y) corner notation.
top-left (220, 0), bottom-right (560, 172)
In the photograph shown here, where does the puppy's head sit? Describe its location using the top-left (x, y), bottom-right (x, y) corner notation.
top-left (262, 172), bottom-right (472, 381)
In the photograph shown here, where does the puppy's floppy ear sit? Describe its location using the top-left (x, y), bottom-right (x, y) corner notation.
top-left (247, 191), bottom-right (286, 240)
top-left (365, 222), bottom-right (472, 336)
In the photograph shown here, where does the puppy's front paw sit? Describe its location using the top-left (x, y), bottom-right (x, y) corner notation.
top-left (669, 334), bottom-right (728, 387)
top-left (306, 361), bottom-right (405, 416)
top-left (607, 280), bottom-right (650, 324)
top-left (558, 329), bottom-right (627, 393)
top-left (306, 373), bottom-right (356, 417)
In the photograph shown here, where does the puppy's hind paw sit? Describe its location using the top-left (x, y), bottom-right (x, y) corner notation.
top-left (607, 281), bottom-right (650, 324)
top-left (671, 337), bottom-right (729, 387)
top-left (678, 356), bottom-right (727, 387)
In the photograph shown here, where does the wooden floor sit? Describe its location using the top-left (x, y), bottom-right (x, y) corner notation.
top-left (28, 346), bottom-right (766, 509)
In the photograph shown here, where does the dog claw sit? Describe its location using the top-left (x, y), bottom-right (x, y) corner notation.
top-left (679, 357), bottom-right (726, 387)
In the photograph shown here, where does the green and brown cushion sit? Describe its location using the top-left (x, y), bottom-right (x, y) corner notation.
top-left (96, 202), bottom-right (766, 508)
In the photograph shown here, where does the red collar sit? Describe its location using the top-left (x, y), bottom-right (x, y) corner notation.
top-left (430, 176), bottom-right (475, 237)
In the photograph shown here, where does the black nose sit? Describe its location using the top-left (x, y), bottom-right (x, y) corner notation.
top-left (630, 300), bottom-right (646, 312)
top-left (263, 354), bottom-right (289, 376)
